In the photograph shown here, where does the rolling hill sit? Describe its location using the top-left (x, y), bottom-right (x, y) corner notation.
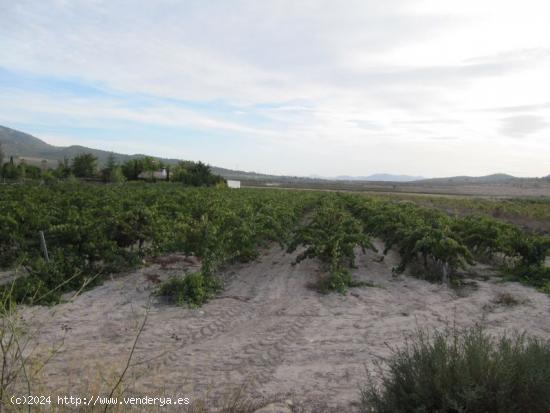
top-left (0, 125), bottom-right (274, 180)
top-left (1, 125), bottom-right (546, 186)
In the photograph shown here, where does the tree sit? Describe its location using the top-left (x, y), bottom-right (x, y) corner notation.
top-left (2, 157), bottom-right (19, 180)
top-left (122, 159), bottom-right (145, 180)
top-left (72, 153), bottom-right (98, 178)
top-left (142, 156), bottom-right (158, 181)
top-left (54, 157), bottom-right (72, 179)
top-left (24, 164), bottom-right (42, 179)
top-left (109, 166), bottom-right (126, 183)
top-left (173, 161), bottom-right (225, 187)
top-left (106, 153), bottom-right (117, 170)
top-left (0, 143), bottom-right (4, 179)
top-left (17, 160), bottom-right (26, 180)
top-left (101, 153), bottom-right (123, 182)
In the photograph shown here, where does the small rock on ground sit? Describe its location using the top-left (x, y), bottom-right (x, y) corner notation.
top-left (254, 402), bottom-right (293, 413)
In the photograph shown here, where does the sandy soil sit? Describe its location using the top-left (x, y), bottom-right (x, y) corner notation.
top-left (20, 241), bottom-right (550, 412)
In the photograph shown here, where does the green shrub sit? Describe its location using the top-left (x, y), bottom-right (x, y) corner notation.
top-left (361, 325), bottom-right (550, 413)
top-left (316, 267), bottom-right (352, 294)
top-left (2, 254), bottom-right (101, 305)
top-left (156, 272), bottom-right (221, 307)
top-left (506, 263), bottom-right (550, 292)
top-left (288, 197), bottom-right (375, 293)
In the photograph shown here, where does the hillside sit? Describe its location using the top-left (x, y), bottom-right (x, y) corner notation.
top-left (0, 125), bottom-right (426, 183)
top-left (0, 125), bottom-right (272, 180)
top-left (335, 173), bottom-right (425, 182)
top-left (0, 125), bottom-right (181, 166)
top-left (1, 125), bottom-right (547, 189)
top-left (418, 173), bottom-right (520, 184)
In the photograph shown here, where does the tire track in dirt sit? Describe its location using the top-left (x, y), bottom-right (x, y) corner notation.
top-left (21, 243), bottom-right (550, 412)
top-left (137, 246), bottom-right (323, 401)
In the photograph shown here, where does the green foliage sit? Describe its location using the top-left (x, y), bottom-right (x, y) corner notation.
top-left (121, 158), bottom-right (145, 180)
top-left (361, 325), bottom-right (550, 413)
top-left (346, 196), bottom-right (550, 288)
top-left (142, 156), bottom-right (162, 180)
top-left (1, 158), bottom-right (20, 180)
top-left (507, 263), bottom-right (550, 291)
top-left (0, 213), bottom-right (20, 268)
top-left (509, 233), bottom-right (550, 267)
top-left (41, 170), bottom-right (57, 184)
top-left (397, 194), bottom-right (550, 225)
top-left (100, 154), bottom-right (126, 183)
top-left (8, 253), bottom-right (100, 305)
top-left (54, 157), bottom-right (72, 179)
top-left (172, 161), bottom-right (225, 187)
top-left (288, 197), bottom-right (375, 293)
top-left (24, 164), bottom-right (42, 179)
top-left (453, 215), bottom-right (516, 258)
top-left (347, 197), bottom-right (473, 281)
top-left (120, 157), bottom-right (167, 181)
top-left (1, 181), bottom-right (547, 306)
top-left (0, 183), bottom-right (317, 304)
top-left (317, 267), bottom-right (354, 294)
top-left (109, 166), bottom-right (125, 183)
top-left (156, 272), bottom-right (221, 307)
top-left (71, 153), bottom-right (98, 178)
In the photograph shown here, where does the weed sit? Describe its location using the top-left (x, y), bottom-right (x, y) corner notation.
top-left (156, 272), bottom-right (221, 307)
top-left (360, 325), bottom-right (550, 413)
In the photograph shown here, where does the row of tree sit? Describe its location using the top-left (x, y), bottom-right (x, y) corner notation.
top-left (0, 144), bottom-right (225, 187)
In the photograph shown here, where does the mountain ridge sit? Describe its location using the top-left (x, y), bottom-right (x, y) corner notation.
top-left (0, 125), bottom-right (546, 183)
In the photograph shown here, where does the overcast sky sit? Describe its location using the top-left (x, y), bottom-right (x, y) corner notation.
top-left (1, 0), bottom-right (549, 177)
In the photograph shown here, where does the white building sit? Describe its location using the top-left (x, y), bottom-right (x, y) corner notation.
top-left (227, 180), bottom-right (241, 188)
top-left (137, 168), bottom-right (168, 180)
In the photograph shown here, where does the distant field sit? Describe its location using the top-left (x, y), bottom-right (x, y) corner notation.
top-left (244, 180), bottom-right (550, 234)
top-left (243, 177), bottom-right (550, 198)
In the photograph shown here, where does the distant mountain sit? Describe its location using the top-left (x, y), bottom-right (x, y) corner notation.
top-left (0, 125), bottom-right (269, 180)
top-left (334, 174), bottom-right (425, 182)
top-left (1, 125), bottom-right (544, 184)
top-left (417, 173), bottom-right (520, 184)
top-left (0, 125), bottom-right (182, 166)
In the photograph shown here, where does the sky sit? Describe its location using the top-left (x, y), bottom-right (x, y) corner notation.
top-left (0, 0), bottom-right (549, 178)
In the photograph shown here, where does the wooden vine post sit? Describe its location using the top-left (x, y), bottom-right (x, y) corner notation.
top-left (39, 230), bottom-right (50, 262)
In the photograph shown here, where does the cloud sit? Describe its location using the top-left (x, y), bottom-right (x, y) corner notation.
top-left (478, 102), bottom-right (550, 113)
top-left (499, 115), bottom-right (550, 138)
top-left (465, 48), bottom-right (550, 64)
top-left (0, 0), bottom-right (550, 177)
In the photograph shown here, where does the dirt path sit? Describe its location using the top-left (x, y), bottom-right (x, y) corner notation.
top-left (21, 242), bottom-right (550, 412)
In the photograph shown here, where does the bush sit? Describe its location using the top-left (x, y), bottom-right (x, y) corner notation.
top-left (172, 161), bottom-right (225, 187)
top-left (3, 254), bottom-right (101, 305)
top-left (361, 325), bottom-right (550, 413)
top-left (507, 263), bottom-right (550, 291)
top-left (317, 267), bottom-right (354, 294)
top-left (288, 198), bottom-right (375, 293)
top-left (156, 272), bottom-right (221, 307)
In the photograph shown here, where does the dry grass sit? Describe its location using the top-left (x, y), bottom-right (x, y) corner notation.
top-left (493, 292), bottom-right (521, 306)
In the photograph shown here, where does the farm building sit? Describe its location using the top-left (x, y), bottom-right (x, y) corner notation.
top-left (227, 180), bottom-right (241, 188)
top-left (138, 168), bottom-right (168, 180)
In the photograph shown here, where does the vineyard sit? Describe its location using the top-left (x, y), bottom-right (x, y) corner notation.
top-left (1, 182), bottom-right (550, 412)
top-left (1, 182), bottom-right (549, 306)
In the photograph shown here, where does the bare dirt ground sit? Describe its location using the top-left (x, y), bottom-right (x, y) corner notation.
top-left (21, 242), bottom-right (550, 412)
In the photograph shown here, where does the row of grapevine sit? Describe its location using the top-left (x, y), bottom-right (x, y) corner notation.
top-left (1, 182), bottom-right (548, 305)
top-left (0, 183), bottom-right (319, 304)
top-left (344, 195), bottom-right (550, 288)
top-left (287, 195), bottom-right (375, 292)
